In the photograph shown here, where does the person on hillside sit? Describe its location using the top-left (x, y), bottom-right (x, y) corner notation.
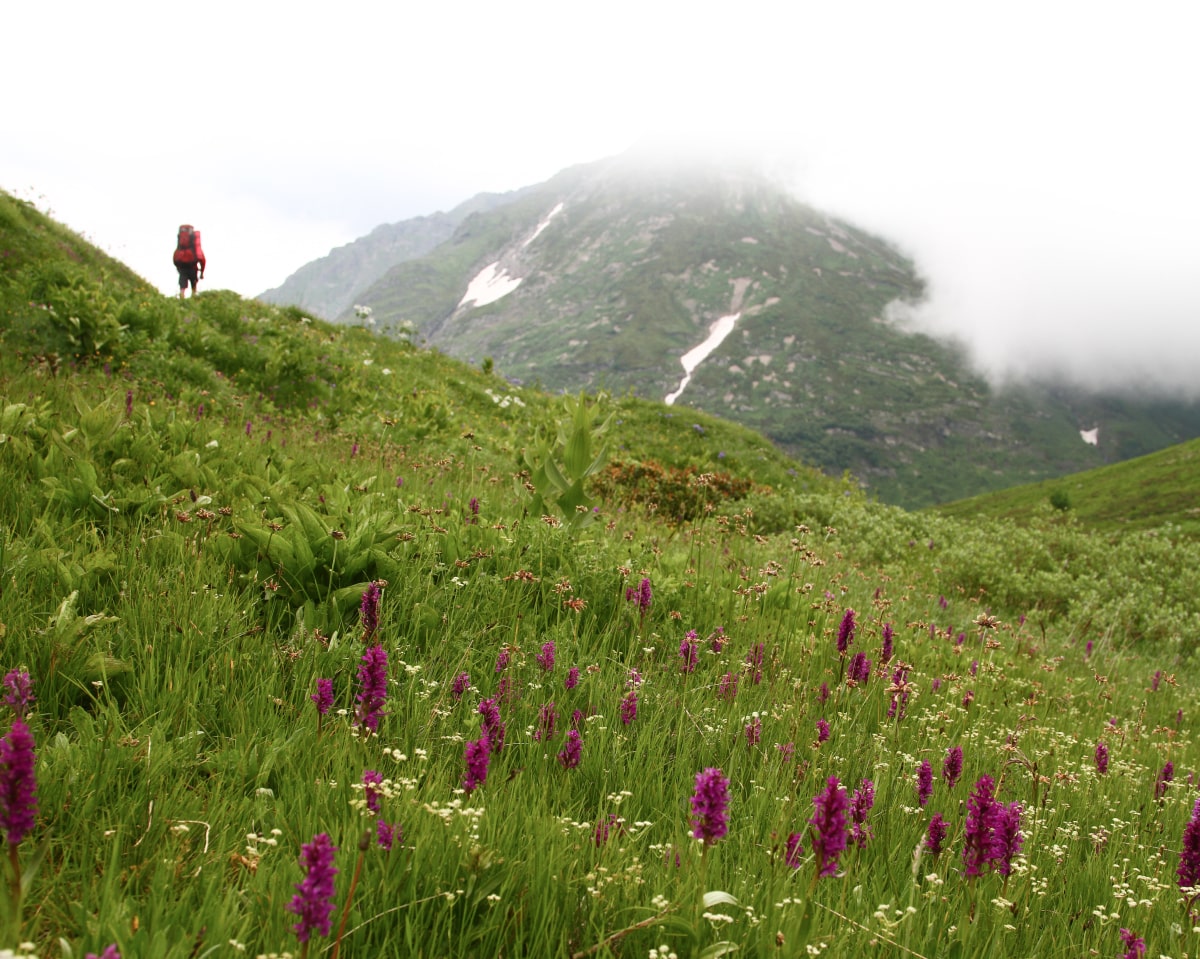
top-left (173, 224), bottom-right (206, 299)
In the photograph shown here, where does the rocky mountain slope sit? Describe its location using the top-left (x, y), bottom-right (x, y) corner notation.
top-left (264, 155), bottom-right (1200, 507)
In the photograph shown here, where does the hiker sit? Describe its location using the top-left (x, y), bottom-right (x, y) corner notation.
top-left (173, 224), bottom-right (206, 299)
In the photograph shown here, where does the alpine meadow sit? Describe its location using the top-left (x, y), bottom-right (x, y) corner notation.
top-left (4, 187), bottom-right (1200, 959)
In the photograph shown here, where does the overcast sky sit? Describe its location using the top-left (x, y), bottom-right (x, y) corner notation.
top-left (4, 0), bottom-right (1198, 396)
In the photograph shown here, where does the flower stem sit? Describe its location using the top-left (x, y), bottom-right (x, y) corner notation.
top-left (331, 832), bottom-right (369, 959)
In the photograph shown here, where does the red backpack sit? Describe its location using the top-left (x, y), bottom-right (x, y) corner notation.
top-left (174, 224), bottom-right (199, 265)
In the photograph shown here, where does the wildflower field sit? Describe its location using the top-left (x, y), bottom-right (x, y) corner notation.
top-left (2, 191), bottom-right (1200, 958)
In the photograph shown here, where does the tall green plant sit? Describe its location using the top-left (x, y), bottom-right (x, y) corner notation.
top-left (521, 392), bottom-right (612, 532)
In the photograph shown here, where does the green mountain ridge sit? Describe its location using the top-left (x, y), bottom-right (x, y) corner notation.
top-left (267, 155), bottom-right (1200, 508)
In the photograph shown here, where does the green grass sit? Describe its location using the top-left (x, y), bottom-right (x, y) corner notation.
top-left (932, 437), bottom-right (1200, 539)
top-left (0, 190), bottom-right (1199, 958)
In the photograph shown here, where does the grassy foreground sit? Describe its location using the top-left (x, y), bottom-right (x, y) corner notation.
top-left (1, 191), bottom-right (1200, 958)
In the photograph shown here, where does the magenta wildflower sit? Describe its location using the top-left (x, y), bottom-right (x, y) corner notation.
top-left (1152, 670), bottom-right (1163, 692)
top-left (536, 641), bottom-right (556, 672)
top-left (571, 708), bottom-right (586, 730)
top-left (1085, 639), bottom-right (1093, 657)
top-left (836, 608), bottom-right (856, 655)
top-left (594, 813), bottom-right (624, 847)
top-left (626, 668), bottom-right (643, 688)
top-left (565, 667), bottom-right (580, 690)
top-left (619, 690), bottom-right (638, 726)
top-left (1095, 740), bottom-right (1109, 775)
top-left (925, 813), bottom-right (948, 854)
top-left (0, 718), bottom-right (38, 846)
top-left (777, 741), bottom-right (796, 763)
top-left (468, 497), bottom-right (480, 523)
top-left (879, 622), bottom-right (894, 665)
top-left (534, 702), bottom-right (559, 741)
top-left (962, 775), bottom-right (998, 878)
top-left (816, 718), bottom-right (831, 743)
top-left (85, 946), bottom-right (120, 959)
top-left (376, 820), bottom-right (401, 851)
top-left (311, 677), bottom-right (334, 716)
top-left (2, 670), bottom-right (34, 718)
top-left (353, 644), bottom-right (388, 733)
top-left (745, 643), bottom-right (764, 684)
top-left (362, 769), bottom-right (383, 814)
top-left (557, 729), bottom-right (583, 769)
top-left (1119, 928), bottom-right (1146, 959)
top-left (1156, 761), bottom-right (1174, 801)
top-left (1177, 798), bottom-right (1200, 892)
top-left (931, 677), bottom-right (942, 692)
top-left (817, 682), bottom-right (830, 705)
top-left (717, 672), bottom-right (738, 700)
top-left (847, 652), bottom-right (871, 685)
top-left (679, 632), bottom-right (699, 673)
top-left (708, 626), bottom-right (727, 653)
top-left (962, 690), bottom-right (975, 709)
top-left (495, 647), bottom-right (510, 672)
top-left (784, 832), bottom-right (804, 868)
top-left (942, 746), bottom-right (963, 789)
top-left (744, 714), bottom-right (762, 747)
top-left (462, 735), bottom-right (491, 794)
top-left (809, 776), bottom-right (849, 877)
top-left (887, 665), bottom-right (911, 720)
top-left (451, 671), bottom-right (471, 701)
top-left (993, 802), bottom-right (1023, 876)
top-left (478, 697), bottom-right (506, 753)
top-left (690, 767), bottom-right (730, 846)
top-left (124, 390), bottom-right (133, 417)
top-left (627, 577), bottom-right (652, 614)
top-left (969, 659), bottom-right (979, 676)
top-left (917, 760), bottom-right (933, 806)
top-left (849, 779), bottom-right (875, 848)
top-left (286, 833), bottom-right (338, 945)
top-left (496, 674), bottom-right (516, 705)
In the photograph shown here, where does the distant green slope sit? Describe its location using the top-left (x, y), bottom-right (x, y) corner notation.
top-left (931, 436), bottom-right (1200, 537)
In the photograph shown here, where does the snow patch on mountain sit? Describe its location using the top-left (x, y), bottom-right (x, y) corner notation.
top-left (459, 262), bottom-right (522, 308)
top-left (665, 313), bottom-right (741, 405)
top-left (524, 202), bottom-right (564, 248)
top-left (1080, 427), bottom-right (1099, 446)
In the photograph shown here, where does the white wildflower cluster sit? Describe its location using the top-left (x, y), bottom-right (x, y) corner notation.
top-left (872, 902), bottom-right (917, 933)
top-left (648, 945), bottom-right (678, 959)
top-left (255, 953), bottom-right (294, 959)
top-left (1092, 904), bottom-right (1123, 925)
top-left (484, 388), bottom-right (525, 409)
top-left (0, 944), bottom-right (38, 959)
top-left (585, 858), bottom-right (646, 899)
top-left (422, 799), bottom-right (485, 843)
top-left (245, 828), bottom-right (281, 858)
top-left (607, 790), bottom-right (634, 806)
top-left (353, 304), bottom-right (375, 324)
top-left (805, 943), bottom-right (828, 956)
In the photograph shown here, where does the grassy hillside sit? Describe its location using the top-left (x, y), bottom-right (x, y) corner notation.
top-left (3, 190), bottom-right (1200, 959)
top-left (933, 436), bottom-right (1200, 539)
